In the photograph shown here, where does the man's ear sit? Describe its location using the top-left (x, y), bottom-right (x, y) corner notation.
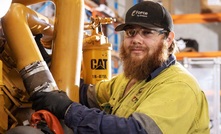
top-left (166, 31), bottom-right (175, 46)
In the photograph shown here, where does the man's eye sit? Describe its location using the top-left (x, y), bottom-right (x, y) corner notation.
top-left (128, 30), bottom-right (136, 36)
top-left (126, 29), bottom-right (136, 36)
top-left (142, 30), bottom-right (153, 35)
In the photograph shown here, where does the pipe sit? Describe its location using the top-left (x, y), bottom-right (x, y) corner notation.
top-left (49, 0), bottom-right (84, 102)
top-left (2, 3), bottom-right (45, 70)
top-left (2, 0), bottom-right (84, 102)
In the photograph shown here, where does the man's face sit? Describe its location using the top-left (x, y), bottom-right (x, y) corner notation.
top-left (123, 26), bottom-right (168, 60)
top-left (120, 26), bottom-right (170, 80)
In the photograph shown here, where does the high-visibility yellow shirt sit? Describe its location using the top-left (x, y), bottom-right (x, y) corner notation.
top-left (95, 62), bottom-right (210, 134)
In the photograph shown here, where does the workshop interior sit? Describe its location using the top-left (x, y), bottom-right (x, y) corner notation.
top-left (0, 0), bottom-right (221, 133)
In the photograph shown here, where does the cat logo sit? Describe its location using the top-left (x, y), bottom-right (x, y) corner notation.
top-left (91, 59), bottom-right (107, 70)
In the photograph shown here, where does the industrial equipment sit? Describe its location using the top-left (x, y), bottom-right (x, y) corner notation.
top-left (0, 0), bottom-right (114, 133)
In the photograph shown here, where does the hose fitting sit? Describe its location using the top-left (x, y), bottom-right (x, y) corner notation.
top-left (20, 61), bottom-right (58, 96)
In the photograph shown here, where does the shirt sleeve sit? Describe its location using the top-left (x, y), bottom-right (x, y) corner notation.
top-left (85, 75), bottom-right (121, 108)
top-left (64, 102), bottom-right (148, 134)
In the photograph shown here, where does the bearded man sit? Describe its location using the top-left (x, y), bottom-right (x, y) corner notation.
top-left (29, 1), bottom-right (210, 134)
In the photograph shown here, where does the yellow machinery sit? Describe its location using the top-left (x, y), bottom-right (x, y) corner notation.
top-left (0, 0), bottom-right (114, 133)
top-left (83, 16), bottom-right (114, 84)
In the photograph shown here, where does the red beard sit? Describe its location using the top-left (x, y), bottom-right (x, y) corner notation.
top-left (119, 42), bottom-right (168, 80)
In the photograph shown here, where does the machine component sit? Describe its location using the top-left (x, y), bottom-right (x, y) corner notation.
top-left (2, 0), bottom-right (84, 102)
top-left (31, 110), bottom-right (64, 134)
top-left (20, 61), bottom-right (58, 96)
top-left (83, 16), bottom-right (115, 84)
top-left (0, 0), bottom-right (115, 133)
top-left (0, 0), bottom-right (84, 133)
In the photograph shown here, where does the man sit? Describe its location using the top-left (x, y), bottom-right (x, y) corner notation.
top-left (30, 1), bottom-right (210, 134)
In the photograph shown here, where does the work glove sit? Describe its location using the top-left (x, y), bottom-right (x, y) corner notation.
top-left (30, 90), bottom-right (73, 119)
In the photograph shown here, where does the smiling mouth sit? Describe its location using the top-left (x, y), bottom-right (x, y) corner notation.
top-left (130, 50), bottom-right (145, 57)
top-left (131, 48), bottom-right (143, 53)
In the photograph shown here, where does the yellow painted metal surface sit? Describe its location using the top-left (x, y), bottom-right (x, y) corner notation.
top-left (3, 0), bottom-right (84, 102)
top-left (2, 3), bottom-right (45, 70)
top-left (83, 43), bottom-right (112, 84)
top-left (49, 0), bottom-right (84, 102)
top-left (82, 17), bottom-right (114, 84)
top-left (0, 60), bottom-right (7, 133)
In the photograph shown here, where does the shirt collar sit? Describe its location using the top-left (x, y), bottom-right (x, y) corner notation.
top-left (146, 54), bottom-right (176, 82)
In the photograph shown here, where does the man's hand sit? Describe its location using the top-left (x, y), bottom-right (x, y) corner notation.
top-left (30, 90), bottom-right (73, 119)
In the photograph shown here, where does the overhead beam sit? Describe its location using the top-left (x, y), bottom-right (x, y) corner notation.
top-left (172, 13), bottom-right (221, 24)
